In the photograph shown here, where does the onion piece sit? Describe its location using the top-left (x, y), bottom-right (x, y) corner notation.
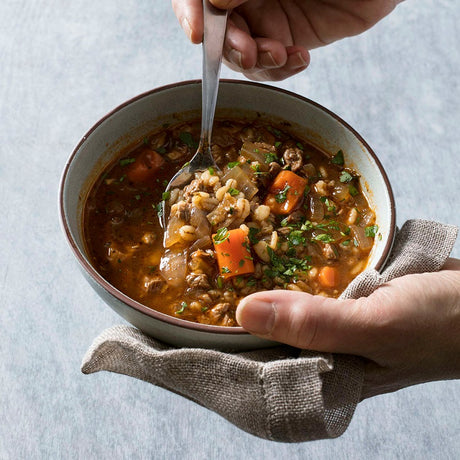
top-left (159, 248), bottom-right (187, 287)
top-left (163, 214), bottom-right (185, 248)
top-left (350, 225), bottom-right (374, 250)
top-left (222, 165), bottom-right (258, 199)
top-left (190, 206), bottom-right (211, 239)
top-left (240, 141), bottom-right (270, 169)
top-left (309, 195), bottom-right (324, 222)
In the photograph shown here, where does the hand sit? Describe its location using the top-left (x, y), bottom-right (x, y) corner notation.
top-left (236, 258), bottom-right (460, 399)
top-left (172, 0), bottom-right (403, 81)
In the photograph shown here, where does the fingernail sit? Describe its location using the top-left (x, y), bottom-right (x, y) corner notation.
top-left (259, 51), bottom-right (278, 69)
top-left (228, 48), bottom-right (243, 68)
top-left (181, 17), bottom-right (193, 42)
top-left (237, 300), bottom-right (276, 335)
top-left (290, 51), bottom-right (308, 68)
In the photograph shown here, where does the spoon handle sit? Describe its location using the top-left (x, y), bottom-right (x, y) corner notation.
top-left (201, 0), bottom-right (228, 150)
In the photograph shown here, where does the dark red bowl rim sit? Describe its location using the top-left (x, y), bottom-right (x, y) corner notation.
top-left (59, 79), bottom-right (396, 335)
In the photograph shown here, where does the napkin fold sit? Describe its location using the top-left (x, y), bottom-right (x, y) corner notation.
top-left (81, 220), bottom-right (458, 442)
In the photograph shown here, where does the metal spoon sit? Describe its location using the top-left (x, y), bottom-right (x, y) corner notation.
top-left (160, 1), bottom-right (228, 229)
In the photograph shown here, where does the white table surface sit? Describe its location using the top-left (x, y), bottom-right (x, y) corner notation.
top-left (1, 1), bottom-right (459, 458)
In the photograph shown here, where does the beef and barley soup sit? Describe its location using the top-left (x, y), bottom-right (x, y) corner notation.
top-left (84, 118), bottom-right (378, 326)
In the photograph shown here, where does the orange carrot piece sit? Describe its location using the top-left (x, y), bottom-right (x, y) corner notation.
top-left (318, 266), bottom-right (339, 288)
top-left (264, 170), bottom-right (307, 215)
top-left (212, 228), bottom-right (254, 279)
top-left (126, 148), bottom-right (165, 183)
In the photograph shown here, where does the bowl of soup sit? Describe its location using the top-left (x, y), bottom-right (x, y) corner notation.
top-left (60, 80), bottom-right (396, 350)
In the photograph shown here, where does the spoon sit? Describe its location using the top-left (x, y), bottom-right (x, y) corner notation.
top-left (160, 0), bottom-right (228, 229)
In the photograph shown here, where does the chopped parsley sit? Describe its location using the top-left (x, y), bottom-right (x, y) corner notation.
top-left (176, 302), bottom-right (188, 314)
top-left (348, 184), bottom-right (359, 197)
top-left (161, 191), bottom-right (171, 201)
top-left (320, 196), bottom-right (336, 213)
top-left (312, 233), bottom-right (335, 243)
top-left (288, 230), bottom-right (306, 246)
top-left (179, 132), bottom-right (198, 149)
top-left (331, 150), bottom-right (345, 165)
top-left (275, 184), bottom-right (291, 203)
top-left (221, 266), bottom-right (231, 274)
top-left (264, 152), bottom-right (278, 164)
top-left (154, 203), bottom-right (163, 218)
top-left (208, 166), bottom-right (215, 175)
top-left (119, 158), bottom-right (136, 167)
top-left (365, 225), bottom-right (379, 238)
top-left (265, 247), bottom-right (312, 282)
top-left (248, 227), bottom-right (260, 244)
top-left (227, 161), bottom-right (240, 169)
top-left (228, 187), bottom-right (240, 197)
top-left (339, 171), bottom-right (353, 183)
top-left (213, 227), bottom-right (230, 245)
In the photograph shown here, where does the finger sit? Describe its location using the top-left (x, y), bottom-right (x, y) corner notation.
top-left (443, 257), bottom-right (460, 271)
top-left (211, 0), bottom-right (249, 8)
top-left (236, 290), bottom-right (371, 352)
top-left (239, 46), bottom-right (310, 81)
top-left (223, 16), bottom-right (258, 70)
top-left (172, 0), bottom-right (203, 43)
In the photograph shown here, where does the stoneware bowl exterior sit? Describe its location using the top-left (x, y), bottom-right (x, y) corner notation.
top-left (60, 80), bottom-right (396, 351)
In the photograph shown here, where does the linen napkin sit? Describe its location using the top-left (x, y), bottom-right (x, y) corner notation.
top-left (81, 220), bottom-right (458, 442)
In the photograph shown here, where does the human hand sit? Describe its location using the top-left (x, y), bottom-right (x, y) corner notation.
top-left (236, 258), bottom-right (460, 399)
top-left (172, 0), bottom-right (403, 81)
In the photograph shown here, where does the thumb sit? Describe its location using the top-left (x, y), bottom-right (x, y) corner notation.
top-left (236, 290), bottom-right (371, 353)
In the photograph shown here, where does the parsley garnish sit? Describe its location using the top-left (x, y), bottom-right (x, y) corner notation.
top-left (349, 184), bottom-right (359, 197)
top-left (208, 166), bottom-right (215, 175)
top-left (179, 132), bottom-right (198, 149)
top-left (221, 267), bottom-right (231, 274)
top-left (312, 233), bottom-right (335, 243)
top-left (154, 203), bottom-right (163, 218)
top-left (332, 150), bottom-right (345, 165)
top-left (288, 230), bottom-right (306, 246)
top-left (365, 225), bottom-right (379, 238)
top-left (275, 184), bottom-right (291, 203)
top-left (119, 158), bottom-right (136, 167)
top-left (162, 191), bottom-right (171, 201)
top-left (213, 227), bottom-right (230, 245)
top-left (176, 302), bottom-right (188, 314)
top-left (227, 161), bottom-right (240, 169)
top-left (264, 152), bottom-right (278, 164)
top-left (339, 171), bottom-right (353, 183)
top-left (248, 227), bottom-right (260, 244)
top-left (228, 187), bottom-right (240, 197)
top-left (265, 247), bottom-right (312, 282)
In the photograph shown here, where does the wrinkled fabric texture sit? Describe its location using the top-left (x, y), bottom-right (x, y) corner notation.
top-left (81, 220), bottom-right (458, 442)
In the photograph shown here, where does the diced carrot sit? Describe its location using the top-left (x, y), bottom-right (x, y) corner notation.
top-left (264, 170), bottom-right (307, 215)
top-left (318, 266), bottom-right (339, 288)
top-left (212, 228), bottom-right (254, 279)
top-left (126, 148), bottom-right (165, 183)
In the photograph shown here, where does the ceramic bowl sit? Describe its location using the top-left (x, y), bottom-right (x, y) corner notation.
top-left (59, 80), bottom-right (396, 351)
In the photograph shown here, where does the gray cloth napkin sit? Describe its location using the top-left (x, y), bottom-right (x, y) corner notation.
top-left (81, 220), bottom-right (458, 442)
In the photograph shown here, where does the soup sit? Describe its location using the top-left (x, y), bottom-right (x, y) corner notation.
top-left (83, 118), bottom-right (378, 326)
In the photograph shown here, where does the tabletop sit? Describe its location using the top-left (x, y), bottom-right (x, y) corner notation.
top-left (1, 1), bottom-right (459, 459)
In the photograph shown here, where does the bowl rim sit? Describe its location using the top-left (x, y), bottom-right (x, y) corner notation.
top-left (59, 78), bottom-right (396, 336)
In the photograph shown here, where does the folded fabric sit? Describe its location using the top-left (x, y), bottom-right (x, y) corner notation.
top-left (81, 220), bottom-right (458, 442)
